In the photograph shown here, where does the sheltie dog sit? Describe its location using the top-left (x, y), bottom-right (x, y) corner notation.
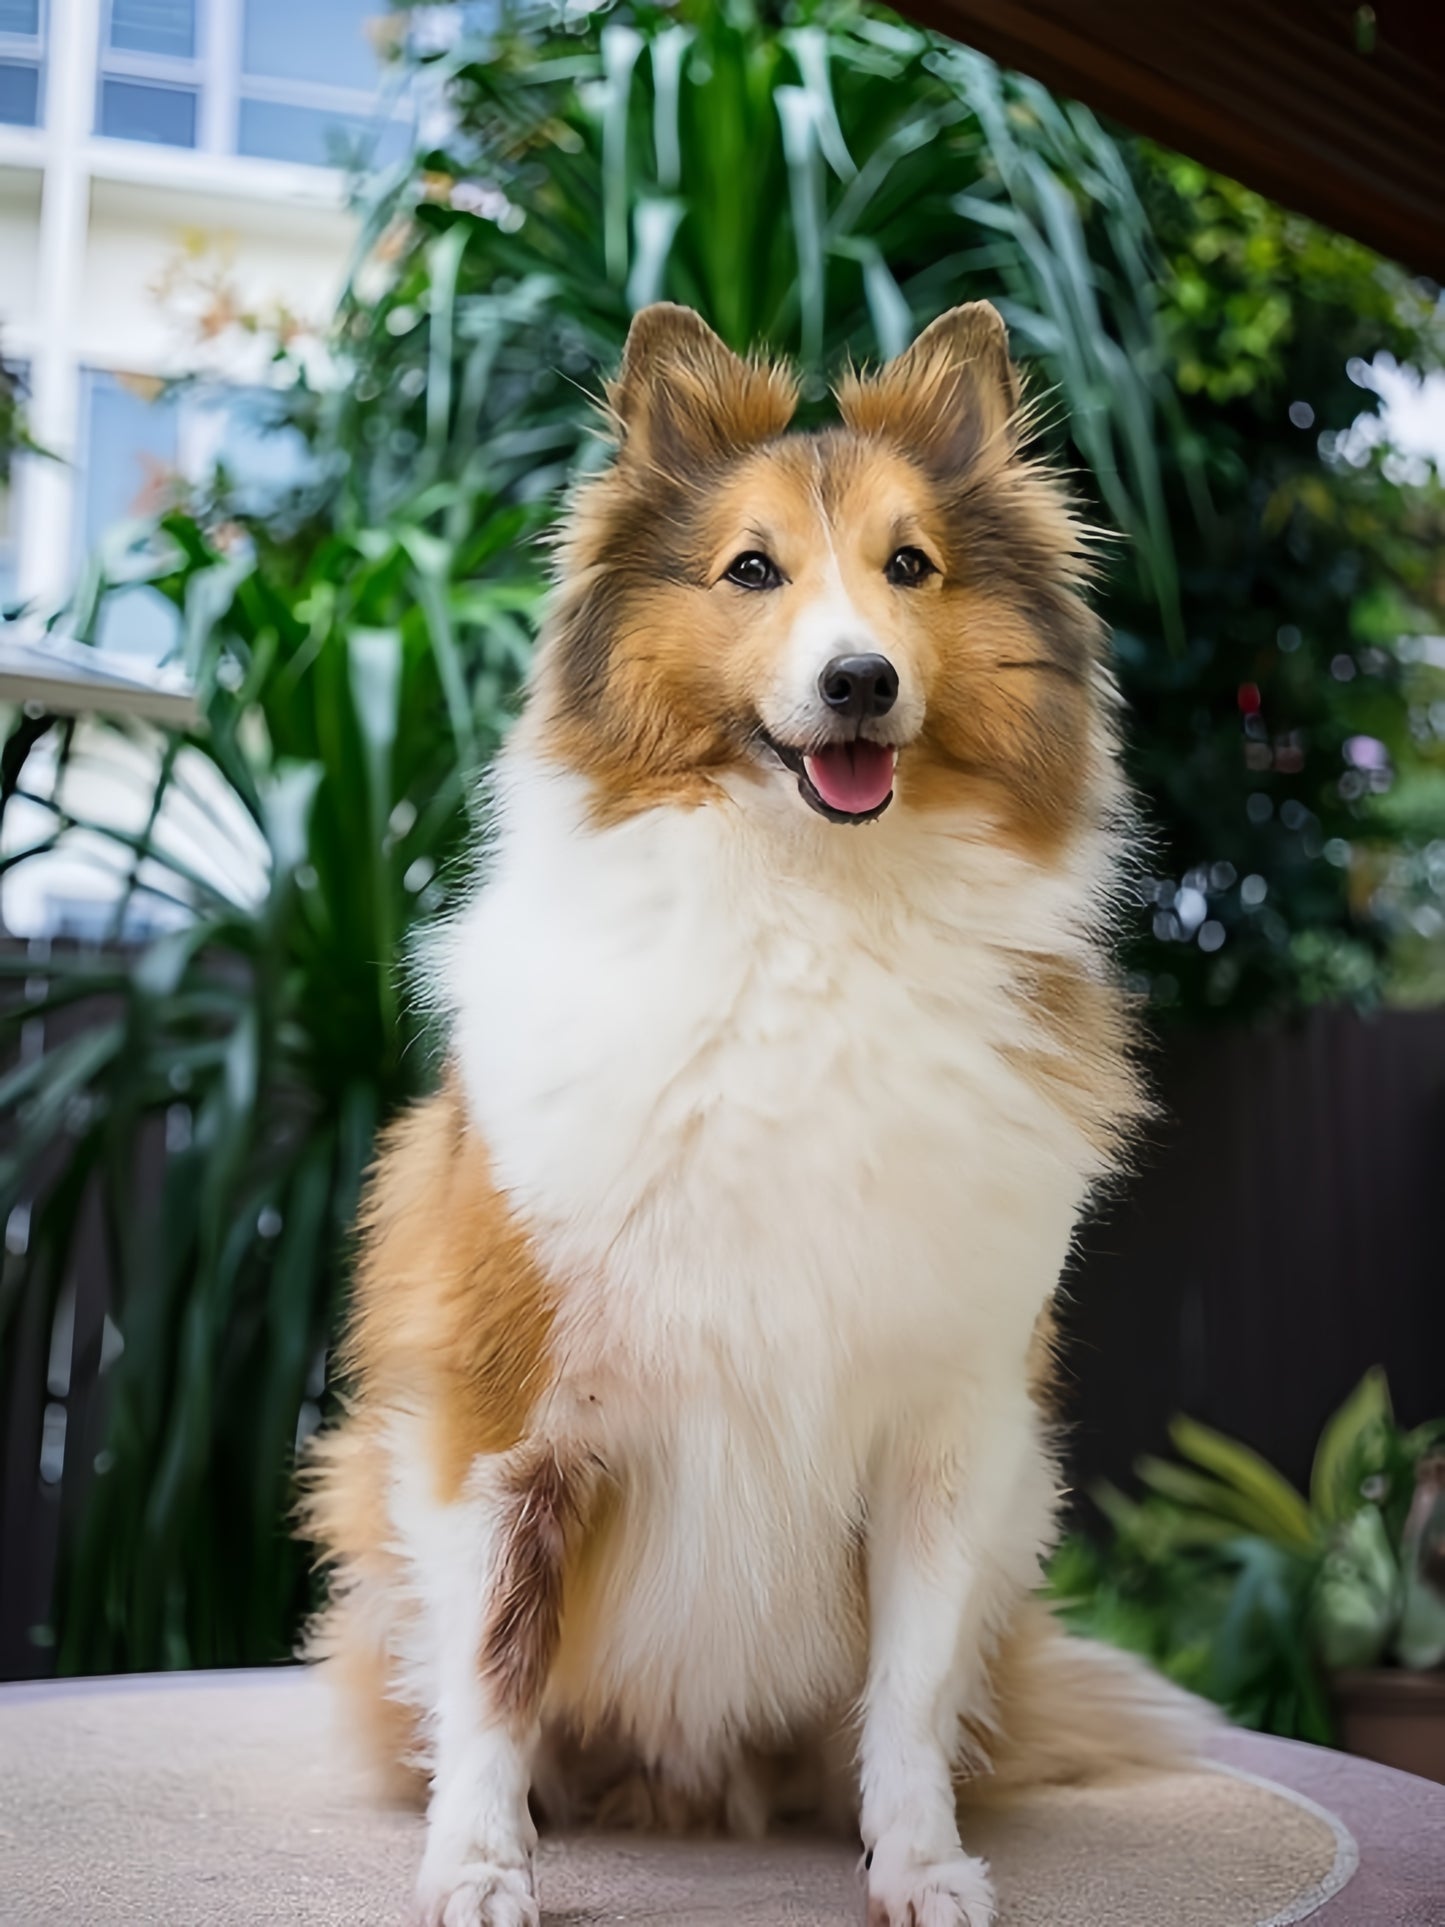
top-left (304, 302), bottom-right (1208, 1927)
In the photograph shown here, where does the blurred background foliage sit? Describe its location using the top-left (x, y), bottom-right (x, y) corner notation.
top-left (1, 0), bottom-right (1443, 1680)
top-left (1052, 1371), bottom-right (1445, 1743)
top-left (0, 348), bottom-right (25, 471)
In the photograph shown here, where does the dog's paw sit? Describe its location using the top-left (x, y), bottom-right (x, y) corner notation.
top-left (865, 1837), bottom-right (997, 1927)
top-left (413, 1860), bottom-right (539, 1927)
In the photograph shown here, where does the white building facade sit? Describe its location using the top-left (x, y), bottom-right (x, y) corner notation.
top-left (0, 0), bottom-right (394, 623)
top-left (0, 0), bottom-right (411, 936)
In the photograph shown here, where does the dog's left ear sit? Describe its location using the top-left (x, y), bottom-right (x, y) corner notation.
top-left (608, 304), bottom-right (796, 474)
top-left (837, 302), bottom-right (1020, 474)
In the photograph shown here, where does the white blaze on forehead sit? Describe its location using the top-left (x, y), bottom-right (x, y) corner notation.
top-left (768, 585), bottom-right (872, 742)
top-left (761, 497), bottom-right (921, 745)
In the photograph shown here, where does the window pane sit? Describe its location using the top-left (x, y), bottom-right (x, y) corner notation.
top-left (237, 95), bottom-right (377, 168)
top-left (98, 76), bottom-right (197, 145)
top-left (242, 0), bottom-right (378, 91)
top-left (0, 2), bottom-right (40, 36)
top-left (108, 0), bottom-right (195, 59)
top-left (0, 59), bottom-right (39, 126)
top-left (92, 583), bottom-right (180, 659)
top-left (83, 376), bottom-right (181, 662)
top-left (192, 389), bottom-right (316, 514)
top-left (83, 375), bottom-right (179, 554)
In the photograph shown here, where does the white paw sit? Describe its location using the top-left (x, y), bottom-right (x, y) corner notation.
top-left (413, 1860), bottom-right (539, 1927)
top-left (865, 1838), bottom-right (997, 1927)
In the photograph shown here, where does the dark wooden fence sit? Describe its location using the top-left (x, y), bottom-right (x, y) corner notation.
top-left (1060, 1005), bottom-right (1445, 1499)
top-left (2, 982), bottom-right (1443, 1679)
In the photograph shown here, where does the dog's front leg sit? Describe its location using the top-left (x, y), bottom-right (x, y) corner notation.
top-left (860, 1395), bottom-right (1050, 1927)
top-left (413, 1448), bottom-right (586, 1927)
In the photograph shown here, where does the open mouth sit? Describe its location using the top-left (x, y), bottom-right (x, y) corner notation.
top-left (759, 732), bottom-right (898, 825)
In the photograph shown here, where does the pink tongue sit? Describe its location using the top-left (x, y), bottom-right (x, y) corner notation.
top-left (804, 741), bottom-right (897, 815)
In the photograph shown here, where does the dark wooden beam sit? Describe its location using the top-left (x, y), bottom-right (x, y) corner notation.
top-left (901, 1), bottom-right (1445, 279)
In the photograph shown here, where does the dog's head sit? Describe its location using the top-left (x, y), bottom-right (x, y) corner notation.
top-left (530, 303), bottom-right (1108, 855)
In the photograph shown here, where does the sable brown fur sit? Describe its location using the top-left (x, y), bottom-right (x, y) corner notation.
top-left (300, 1419), bottom-right (426, 1797)
top-left (1007, 953), bottom-right (1152, 1164)
top-left (480, 1451), bottom-right (595, 1728)
top-left (301, 1077), bottom-right (559, 1785)
top-left (336, 1076), bottom-right (557, 1500)
top-left (529, 298), bottom-right (1112, 859)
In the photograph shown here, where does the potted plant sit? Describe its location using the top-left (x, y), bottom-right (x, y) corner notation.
top-left (1321, 1440), bottom-right (1445, 1780)
top-left (1051, 1368), bottom-right (1445, 1780)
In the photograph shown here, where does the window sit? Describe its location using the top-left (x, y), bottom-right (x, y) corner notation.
top-left (243, 0), bottom-right (376, 92)
top-left (0, 0), bottom-right (44, 129)
top-left (238, 0), bottom-right (390, 166)
top-left (82, 374), bottom-right (182, 554)
top-left (80, 371), bottom-right (183, 658)
top-left (235, 95), bottom-right (389, 170)
top-left (97, 0), bottom-right (200, 147)
top-left (94, 0), bottom-right (398, 167)
top-left (185, 385), bottom-right (314, 516)
top-left (98, 74), bottom-right (197, 145)
top-left (110, 0), bottom-right (196, 57)
top-left (78, 370), bottom-right (315, 659)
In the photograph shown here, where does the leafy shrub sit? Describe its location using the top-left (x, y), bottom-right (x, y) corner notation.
top-left (1052, 1370), bottom-right (1445, 1741)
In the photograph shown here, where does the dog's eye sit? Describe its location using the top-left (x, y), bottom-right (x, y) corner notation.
top-left (885, 546), bottom-right (936, 587)
top-left (724, 551), bottom-right (783, 591)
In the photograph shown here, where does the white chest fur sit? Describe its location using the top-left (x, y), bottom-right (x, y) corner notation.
top-left (436, 754), bottom-right (1112, 1756)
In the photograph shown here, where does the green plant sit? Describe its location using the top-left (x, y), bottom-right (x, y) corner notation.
top-left (1118, 157), bottom-right (1445, 1016)
top-left (390, 0), bottom-right (1191, 630)
top-left (0, 387), bottom-right (543, 1671)
top-left (372, 0), bottom-right (1445, 1020)
top-left (1, 0), bottom-right (1211, 1675)
top-left (1052, 1370), bottom-right (1445, 1743)
top-left (3, 0), bottom-right (1443, 1679)
top-left (0, 347), bottom-right (23, 471)
top-left (2, 343), bottom-right (32, 620)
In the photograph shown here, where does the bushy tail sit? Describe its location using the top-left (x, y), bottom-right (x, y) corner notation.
top-left (965, 1600), bottom-right (1219, 1799)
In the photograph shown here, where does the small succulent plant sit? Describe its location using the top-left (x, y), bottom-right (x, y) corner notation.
top-left (1397, 1451), bottom-right (1445, 1671)
top-left (1054, 1368), bottom-right (1445, 1742)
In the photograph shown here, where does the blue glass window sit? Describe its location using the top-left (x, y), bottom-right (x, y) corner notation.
top-left (83, 377), bottom-right (179, 552)
top-left (191, 388), bottom-right (316, 514)
top-left (0, 2), bottom-right (39, 33)
top-left (91, 581), bottom-right (178, 657)
top-left (108, 0), bottom-right (195, 59)
top-left (242, 0), bottom-right (378, 91)
top-left (82, 375), bottom-right (181, 660)
top-left (92, 0), bottom-right (394, 170)
top-left (78, 377), bottom-right (316, 657)
top-left (0, 58), bottom-right (38, 125)
top-left (98, 75), bottom-right (196, 146)
top-left (236, 97), bottom-right (403, 169)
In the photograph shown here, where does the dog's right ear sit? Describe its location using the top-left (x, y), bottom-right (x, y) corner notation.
top-left (608, 304), bottom-right (796, 474)
top-left (837, 302), bottom-right (1020, 478)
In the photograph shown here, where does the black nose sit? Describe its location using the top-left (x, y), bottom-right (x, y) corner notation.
top-left (818, 653), bottom-right (899, 720)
